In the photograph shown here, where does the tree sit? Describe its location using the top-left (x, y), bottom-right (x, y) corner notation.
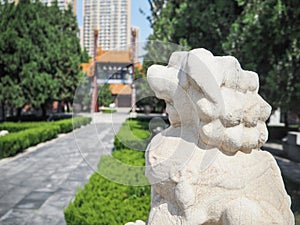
top-left (143, 0), bottom-right (242, 73)
top-left (48, 4), bottom-right (85, 112)
top-left (146, 0), bottom-right (241, 55)
top-left (98, 84), bottom-right (114, 107)
top-left (146, 0), bottom-right (300, 121)
top-left (0, 0), bottom-right (86, 119)
top-left (0, 1), bottom-right (29, 118)
top-left (223, 0), bottom-right (300, 116)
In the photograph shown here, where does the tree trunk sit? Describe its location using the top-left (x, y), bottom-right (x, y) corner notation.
top-left (1, 102), bottom-right (5, 122)
top-left (41, 104), bottom-right (47, 119)
top-left (66, 101), bottom-right (70, 112)
top-left (9, 107), bottom-right (14, 118)
top-left (284, 111), bottom-right (289, 130)
top-left (61, 100), bottom-right (65, 113)
top-left (16, 107), bottom-right (22, 121)
top-left (57, 100), bottom-right (63, 113)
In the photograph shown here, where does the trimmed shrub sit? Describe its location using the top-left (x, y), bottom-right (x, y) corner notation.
top-left (0, 117), bottom-right (91, 159)
top-left (0, 117), bottom-right (92, 133)
top-left (64, 149), bottom-right (151, 225)
top-left (0, 125), bottom-right (60, 158)
top-left (102, 109), bottom-right (117, 113)
top-left (72, 117), bottom-right (92, 130)
top-left (114, 119), bottom-right (151, 151)
top-left (0, 122), bottom-right (48, 132)
top-left (98, 149), bottom-right (148, 186)
top-left (64, 118), bottom-right (152, 225)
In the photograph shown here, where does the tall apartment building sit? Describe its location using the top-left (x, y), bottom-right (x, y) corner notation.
top-left (83, 0), bottom-right (131, 57)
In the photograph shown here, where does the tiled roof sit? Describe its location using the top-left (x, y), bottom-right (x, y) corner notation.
top-left (95, 48), bottom-right (132, 64)
top-left (109, 84), bottom-right (132, 95)
top-left (81, 46), bottom-right (133, 77)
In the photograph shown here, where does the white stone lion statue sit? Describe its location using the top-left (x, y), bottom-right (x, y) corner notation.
top-left (126, 49), bottom-right (294, 225)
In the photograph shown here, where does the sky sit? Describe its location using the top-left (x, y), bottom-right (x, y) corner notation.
top-left (76, 0), bottom-right (153, 42)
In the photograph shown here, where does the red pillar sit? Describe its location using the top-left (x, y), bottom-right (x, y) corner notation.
top-left (131, 28), bottom-right (137, 113)
top-left (91, 29), bottom-right (99, 113)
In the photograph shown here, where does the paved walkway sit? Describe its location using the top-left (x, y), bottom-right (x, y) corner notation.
top-left (262, 142), bottom-right (300, 184)
top-left (0, 109), bottom-right (129, 225)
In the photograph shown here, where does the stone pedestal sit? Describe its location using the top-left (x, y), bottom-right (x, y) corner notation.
top-left (284, 131), bottom-right (300, 162)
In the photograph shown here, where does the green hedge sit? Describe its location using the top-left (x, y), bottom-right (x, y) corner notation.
top-left (0, 117), bottom-right (91, 159)
top-left (0, 125), bottom-right (60, 158)
top-left (55, 117), bottom-right (92, 133)
top-left (64, 118), bottom-right (152, 225)
top-left (0, 117), bottom-right (92, 134)
top-left (64, 149), bottom-right (151, 225)
top-left (114, 119), bottom-right (151, 151)
top-left (0, 122), bottom-right (45, 132)
top-left (102, 109), bottom-right (117, 113)
top-left (98, 150), bottom-right (148, 186)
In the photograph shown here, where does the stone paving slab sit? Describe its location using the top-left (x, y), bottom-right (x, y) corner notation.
top-left (0, 110), bottom-right (128, 225)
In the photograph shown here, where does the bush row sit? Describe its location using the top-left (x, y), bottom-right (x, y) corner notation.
top-left (113, 119), bottom-right (152, 151)
top-left (64, 150), bottom-right (151, 225)
top-left (0, 117), bottom-right (91, 159)
top-left (0, 125), bottom-right (60, 159)
top-left (55, 117), bottom-right (92, 133)
top-left (64, 118), bottom-right (152, 225)
top-left (65, 149), bottom-right (151, 225)
top-left (0, 117), bottom-right (91, 133)
top-left (0, 122), bottom-right (43, 132)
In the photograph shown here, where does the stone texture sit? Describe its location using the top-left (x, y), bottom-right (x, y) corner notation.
top-left (128, 49), bottom-right (294, 224)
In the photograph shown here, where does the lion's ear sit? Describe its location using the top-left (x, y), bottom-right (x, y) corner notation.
top-left (184, 49), bottom-right (224, 108)
top-left (167, 51), bottom-right (189, 91)
top-left (168, 51), bottom-right (188, 68)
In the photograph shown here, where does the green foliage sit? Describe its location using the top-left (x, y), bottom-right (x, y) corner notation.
top-left (64, 164), bottom-right (151, 225)
top-left (65, 120), bottom-right (151, 225)
top-left (64, 119), bottom-right (152, 225)
top-left (0, 125), bottom-right (60, 158)
top-left (98, 84), bottom-right (114, 107)
top-left (73, 75), bottom-right (93, 112)
top-left (147, 0), bottom-right (300, 115)
top-left (55, 117), bottom-right (92, 133)
top-left (113, 119), bottom-right (151, 151)
top-left (0, 1), bottom-right (87, 115)
top-left (146, 0), bottom-right (241, 55)
top-left (101, 109), bottom-right (117, 113)
top-left (80, 48), bottom-right (91, 63)
top-left (72, 117), bottom-right (92, 128)
top-left (98, 149), bottom-right (149, 186)
top-left (0, 117), bottom-right (91, 158)
top-left (223, 0), bottom-right (300, 113)
top-left (0, 122), bottom-right (43, 132)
